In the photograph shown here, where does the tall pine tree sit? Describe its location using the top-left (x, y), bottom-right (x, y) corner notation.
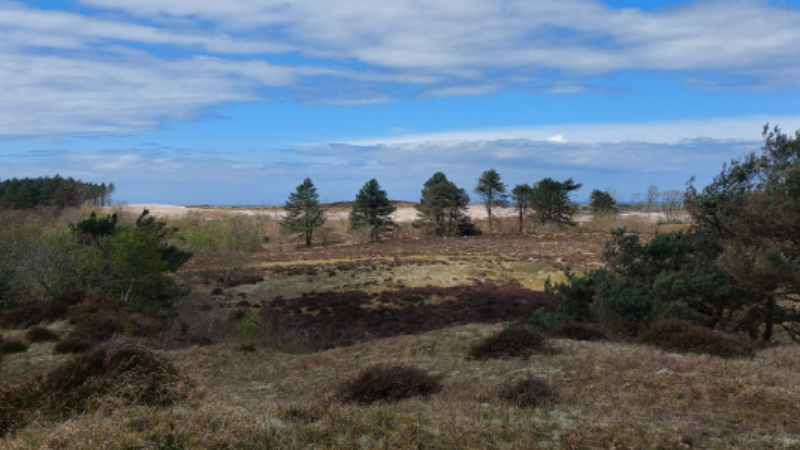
top-left (281, 178), bottom-right (326, 246)
top-left (474, 169), bottom-right (508, 234)
top-left (350, 179), bottom-right (396, 242)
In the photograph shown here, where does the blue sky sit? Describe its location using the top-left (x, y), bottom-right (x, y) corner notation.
top-left (2, 0), bottom-right (800, 204)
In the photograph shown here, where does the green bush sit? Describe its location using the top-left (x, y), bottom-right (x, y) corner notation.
top-left (528, 308), bottom-right (568, 332)
top-left (229, 309), bottom-right (261, 338)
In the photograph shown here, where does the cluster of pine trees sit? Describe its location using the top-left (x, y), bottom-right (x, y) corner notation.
top-left (279, 171), bottom-right (593, 245)
top-left (0, 176), bottom-right (114, 210)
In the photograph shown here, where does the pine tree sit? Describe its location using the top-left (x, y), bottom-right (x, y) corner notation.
top-left (530, 178), bottom-right (582, 226)
top-left (511, 184), bottom-right (533, 233)
top-left (589, 189), bottom-right (618, 218)
top-left (474, 169), bottom-right (508, 234)
top-left (281, 178), bottom-right (326, 246)
top-left (350, 179), bottom-right (396, 242)
top-left (415, 172), bottom-right (475, 237)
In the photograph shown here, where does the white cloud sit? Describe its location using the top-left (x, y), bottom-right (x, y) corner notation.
top-left (2, 0), bottom-right (800, 136)
top-left (345, 115), bottom-right (800, 146)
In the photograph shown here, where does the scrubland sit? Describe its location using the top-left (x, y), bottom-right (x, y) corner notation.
top-left (2, 211), bottom-right (790, 450)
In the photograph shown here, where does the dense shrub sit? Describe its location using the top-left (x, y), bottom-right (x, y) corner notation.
top-left (0, 295), bottom-right (79, 329)
top-left (528, 307), bottom-right (568, 332)
top-left (552, 322), bottom-right (607, 341)
top-left (0, 336), bottom-right (29, 354)
top-left (229, 309), bottom-right (261, 338)
top-left (0, 339), bottom-right (191, 437)
top-left (467, 326), bottom-right (551, 360)
top-left (499, 377), bottom-right (557, 408)
top-left (638, 319), bottom-right (755, 358)
top-left (54, 317), bottom-right (125, 354)
top-left (26, 326), bottom-right (60, 343)
top-left (337, 365), bottom-right (442, 404)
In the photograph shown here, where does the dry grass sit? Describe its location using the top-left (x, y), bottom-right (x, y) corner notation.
top-left (3, 324), bottom-right (800, 448)
top-left (3, 230), bottom-right (800, 448)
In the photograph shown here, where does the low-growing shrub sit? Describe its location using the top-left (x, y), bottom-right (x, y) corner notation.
top-left (638, 319), bottom-right (755, 358)
top-left (499, 376), bottom-right (557, 408)
top-left (26, 326), bottom-right (60, 343)
top-left (337, 364), bottom-right (442, 404)
top-left (54, 317), bottom-right (125, 354)
top-left (528, 308), bottom-right (568, 332)
top-left (0, 336), bottom-right (29, 354)
top-left (0, 339), bottom-right (191, 437)
top-left (552, 322), bottom-right (607, 341)
top-left (229, 309), bottom-right (261, 338)
top-left (0, 295), bottom-right (79, 329)
top-left (467, 326), bottom-right (552, 360)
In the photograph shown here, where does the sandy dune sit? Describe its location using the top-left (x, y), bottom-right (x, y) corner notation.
top-left (116, 203), bottom-right (670, 223)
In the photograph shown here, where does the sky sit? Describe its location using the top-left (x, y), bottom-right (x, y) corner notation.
top-left (1, 0), bottom-right (800, 205)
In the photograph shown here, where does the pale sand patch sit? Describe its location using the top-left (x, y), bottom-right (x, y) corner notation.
top-left (114, 203), bottom-right (673, 223)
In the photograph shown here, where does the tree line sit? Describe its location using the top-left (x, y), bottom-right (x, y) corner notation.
top-left (279, 170), bottom-right (628, 244)
top-left (0, 175), bottom-right (115, 210)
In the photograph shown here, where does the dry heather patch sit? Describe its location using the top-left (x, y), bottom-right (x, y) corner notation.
top-left (0, 336), bottom-right (29, 355)
top-left (639, 319), bottom-right (756, 358)
top-left (3, 324), bottom-right (800, 448)
top-left (336, 364), bottom-right (442, 404)
top-left (25, 326), bottom-right (59, 343)
top-left (0, 338), bottom-right (191, 438)
top-left (467, 325), bottom-right (552, 360)
top-left (499, 376), bottom-right (557, 408)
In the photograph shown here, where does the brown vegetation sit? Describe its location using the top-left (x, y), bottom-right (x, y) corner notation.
top-left (467, 325), bottom-right (552, 360)
top-left (638, 319), bottom-right (756, 358)
top-left (25, 326), bottom-right (59, 343)
top-left (337, 364), bottom-right (442, 404)
top-left (499, 376), bottom-right (557, 408)
top-left (0, 337), bottom-right (28, 354)
top-left (552, 322), bottom-right (607, 341)
top-left (0, 339), bottom-right (190, 438)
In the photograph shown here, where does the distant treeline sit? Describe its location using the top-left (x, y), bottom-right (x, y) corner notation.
top-left (0, 176), bottom-right (114, 210)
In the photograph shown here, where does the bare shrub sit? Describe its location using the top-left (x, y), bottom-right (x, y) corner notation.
top-left (0, 339), bottom-right (191, 437)
top-left (638, 319), bottom-right (755, 358)
top-left (659, 189), bottom-right (684, 222)
top-left (337, 364), bottom-right (442, 404)
top-left (26, 326), bottom-right (60, 343)
top-left (467, 325), bottom-right (551, 360)
top-left (499, 376), bottom-right (557, 408)
top-left (552, 322), bottom-right (607, 341)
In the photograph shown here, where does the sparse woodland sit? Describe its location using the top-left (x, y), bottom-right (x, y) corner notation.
top-left (2, 126), bottom-right (800, 448)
